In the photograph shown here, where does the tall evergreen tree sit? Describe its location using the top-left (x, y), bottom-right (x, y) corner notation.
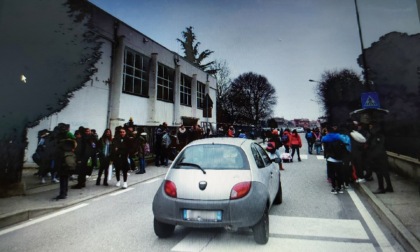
top-left (177, 26), bottom-right (215, 71)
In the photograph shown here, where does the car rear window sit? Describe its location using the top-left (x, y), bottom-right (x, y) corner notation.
top-left (174, 144), bottom-right (249, 170)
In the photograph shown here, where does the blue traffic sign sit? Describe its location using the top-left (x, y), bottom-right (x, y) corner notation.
top-left (361, 92), bottom-right (380, 109)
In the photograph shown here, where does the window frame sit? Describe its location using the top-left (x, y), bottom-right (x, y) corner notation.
top-left (122, 48), bottom-right (149, 97)
top-left (157, 63), bottom-right (174, 102)
top-left (197, 81), bottom-right (206, 109)
top-left (253, 143), bottom-right (273, 168)
top-left (180, 74), bottom-right (192, 106)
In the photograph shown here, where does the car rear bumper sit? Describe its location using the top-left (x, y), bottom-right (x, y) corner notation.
top-left (152, 182), bottom-right (268, 229)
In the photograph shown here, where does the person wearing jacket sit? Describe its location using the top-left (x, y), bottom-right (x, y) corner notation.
top-left (366, 122), bottom-right (394, 194)
top-left (268, 129), bottom-right (285, 170)
top-left (290, 129), bottom-right (302, 162)
top-left (96, 129), bottom-right (113, 186)
top-left (322, 125), bottom-right (350, 194)
top-left (305, 128), bottom-right (315, 154)
top-left (112, 127), bottom-right (130, 189)
top-left (282, 128), bottom-right (292, 153)
top-left (71, 127), bottom-right (97, 189)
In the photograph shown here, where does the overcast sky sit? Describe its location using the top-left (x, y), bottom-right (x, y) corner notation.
top-left (89, 0), bottom-right (420, 120)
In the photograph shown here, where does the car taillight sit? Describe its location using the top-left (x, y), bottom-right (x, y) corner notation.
top-left (230, 181), bottom-right (251, 199)
top-left (164, 180), bottom-right (177, 198)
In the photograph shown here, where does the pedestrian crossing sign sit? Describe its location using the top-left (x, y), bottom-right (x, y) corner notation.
top-left (361, 92), bottom-right (380, 109)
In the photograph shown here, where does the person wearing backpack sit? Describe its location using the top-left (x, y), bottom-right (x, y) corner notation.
top-left (322, 125), bottom-right (349, 195)
top-left (267, 129), bottom-right (284, 170)
top-left (136, 132), bottom-right (149, 174)
top-left (161, 129), bottom-right (172, 166)
top-left (154, 123), bottom-right (167, 166)
top-left (54, 123), bottom-right (77, 200)
top-left (313, 128), bottom-right (322, 155)
top-left (305, 128), bottom-right (315, 154)
top-left (281, 128), bottom-right (291, 153)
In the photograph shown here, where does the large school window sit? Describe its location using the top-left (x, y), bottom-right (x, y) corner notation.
top-left (157, 63), bottom-right (174, 102)
top-left (197, 81), bottom-right (205, 109)
top-left (180, 74), bottom-right (192, 106)
top-left (123, 48), bottom-right (149, 96)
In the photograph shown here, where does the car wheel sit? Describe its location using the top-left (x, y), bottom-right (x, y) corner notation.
top-left (154, 218), bottom-right (175, 238)
top-left (273, 180), bottom-right (283, 205)
top-left (252, 209), bottom-right (269, 244)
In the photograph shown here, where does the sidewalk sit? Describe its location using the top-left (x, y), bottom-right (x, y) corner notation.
top-left (357, 172), bottom-right (420, 252)
top-left (0, 165), bottom-right (419, 251)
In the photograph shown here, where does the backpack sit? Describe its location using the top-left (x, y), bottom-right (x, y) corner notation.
top-left (306, 132), bottom-right (313, 139)
top-left (63, 151), bottom-right (77, 172)
top-left (326, 140), bottom-right (347, 160)
top-left (161, 133), bottom-right (171, 148)
top-left (281, 134), bottom-right (289, 143)
top-left (144, 143), bottom-right (150, 154)
top-left (266, 141), bottom-right (276, 154)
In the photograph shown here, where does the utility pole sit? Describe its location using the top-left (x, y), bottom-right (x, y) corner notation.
top-left (354, 0), bottom-right (372, 91)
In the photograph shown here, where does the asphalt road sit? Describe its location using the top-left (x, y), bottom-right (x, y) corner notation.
top-left (0, 147), bottom-right (406, 251)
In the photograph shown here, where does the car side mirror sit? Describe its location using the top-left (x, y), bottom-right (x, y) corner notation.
top-left (271, 157), bottom-right (281, 163)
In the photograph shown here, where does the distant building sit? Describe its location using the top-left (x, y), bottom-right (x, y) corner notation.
top-left (24, 2), bottom-right (216, 166)
top-left (293, 118), bottom-right (310, 129)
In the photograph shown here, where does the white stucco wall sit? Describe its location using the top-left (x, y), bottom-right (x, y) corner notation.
top-left (24, 4), bottom-right (217, 167)
top-left (24, 39), bottom-right (112, 166)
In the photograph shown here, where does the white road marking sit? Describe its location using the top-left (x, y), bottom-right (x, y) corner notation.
top-left (0, 203), bottom-right (88, 236)
top-left (172, 232), bottom-right (218, 251)
top-left (110, 187), bottom-right (134, 196)
top-left (316, 155), bottom-right (325, 160)
top-left (348, 190), bottom-right (395, 251)
top-left (172, 215), bottom-right (375, 252)
top-left (299, 154), bottom-right (308, 159)
top-left (270, 215), bottom-right (368, 239)
top-left (206, 237), bottom-right (375, 252)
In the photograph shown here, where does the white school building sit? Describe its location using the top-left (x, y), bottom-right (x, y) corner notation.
top-left (24, 2), bottom-right (216, 167)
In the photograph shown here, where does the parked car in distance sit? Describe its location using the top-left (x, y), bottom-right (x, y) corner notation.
top-left (294, 127), bottom-right (305, 133)
top-left (152, 137), bottom-right (282, 244)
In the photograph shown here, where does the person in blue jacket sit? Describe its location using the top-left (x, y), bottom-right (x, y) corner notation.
top-left (322, 125), bottom-right (350, 194)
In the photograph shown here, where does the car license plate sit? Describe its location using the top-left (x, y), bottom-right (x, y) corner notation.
top-left (183, 209), bottom-right (222, 222)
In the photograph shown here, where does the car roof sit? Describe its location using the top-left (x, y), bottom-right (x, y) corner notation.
top-left (186, 137), bottom-right (253, 148)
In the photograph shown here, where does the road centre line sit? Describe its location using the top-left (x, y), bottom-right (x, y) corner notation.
top-left (0, 203), bottom-right (88, 236)
top-left (348, 190), bottom-right (395, 251)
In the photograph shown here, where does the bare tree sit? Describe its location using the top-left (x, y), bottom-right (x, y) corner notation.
top-left (208, 60), bottom-right (233, 124)
top-left (228, 72), bottom-right (277, 126)
top-left (177, 26), bottom-right (214, 71)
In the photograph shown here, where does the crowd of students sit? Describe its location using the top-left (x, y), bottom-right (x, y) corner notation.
top-left (262, 120), bottom-right (394, 195)
top-left (32, 122), bottom-right (150, 200)
top-left (319, 120), bottom-right (394, 195)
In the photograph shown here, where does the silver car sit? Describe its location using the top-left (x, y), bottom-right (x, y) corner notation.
top-left (152, 137), bottom-right (282, 244)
